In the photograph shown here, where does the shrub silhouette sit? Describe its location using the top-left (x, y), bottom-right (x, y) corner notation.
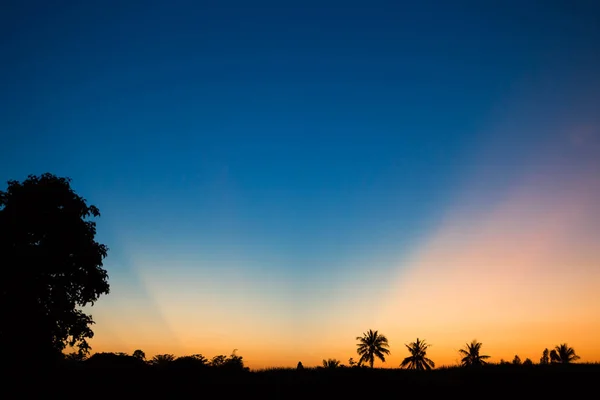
top-left (133, 349), bottom-right (146, 361)
top-left (172, 354), bottom-right (208, 369)
top-left (85, 352), bottom-right (146, 368)
top-left (322, 358), bottom-right (341, 368)
top-left (150, 354), bottom-right (176, 367)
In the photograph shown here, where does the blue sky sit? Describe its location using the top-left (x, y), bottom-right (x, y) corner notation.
top-left (2, 1), bottom-right (600, 366)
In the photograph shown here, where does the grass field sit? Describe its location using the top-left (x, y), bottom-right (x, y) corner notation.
top-left (10, 363), bottom-right (599, 399)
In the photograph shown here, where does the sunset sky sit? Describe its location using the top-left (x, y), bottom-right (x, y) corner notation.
top-left (1, 0), bottom-right (599, 369)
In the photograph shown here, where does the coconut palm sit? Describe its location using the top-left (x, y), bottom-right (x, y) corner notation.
top-left (356, 329), bottom-right (391, 368)
top-left (458, 340), bottom-right (490, 367)
top-left (400, 338), bottom-right (435, 370)
top-left (550, 344), bottom-right (580, 364)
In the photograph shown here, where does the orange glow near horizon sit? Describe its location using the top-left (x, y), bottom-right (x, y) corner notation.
top-left (86, 127), bottom-right (600, 370)
top-left (373, 126), bottom-right (600, 367)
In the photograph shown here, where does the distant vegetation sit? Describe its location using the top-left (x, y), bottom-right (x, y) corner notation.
top-left (68, 349), bottom-right (249, 372)
top-left (1, 173), bottom-right (596, 397)
top-left (59, 340), bottom-right (582, 372)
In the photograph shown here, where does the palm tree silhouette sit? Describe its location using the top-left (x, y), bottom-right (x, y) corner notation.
top-left (550, 344), bottom-right (580, 364)
top-left (400, 338), bottom-right (435, 370)
top-left (356, 329), bottom-right (390, 368)
top-left (458, 340), bottom-right (490, 367)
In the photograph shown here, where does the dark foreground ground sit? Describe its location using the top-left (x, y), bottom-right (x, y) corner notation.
top-left (9, 363), bottom-right (599, 399)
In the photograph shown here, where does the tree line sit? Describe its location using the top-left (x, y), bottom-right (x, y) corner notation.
top-left (0, 173), bottom-right (585, 370)
top-left (318, 330), bottom-right (581, 370)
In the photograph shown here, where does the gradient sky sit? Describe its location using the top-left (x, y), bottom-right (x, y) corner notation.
top-left (1, 0), bottom-right (599, 369)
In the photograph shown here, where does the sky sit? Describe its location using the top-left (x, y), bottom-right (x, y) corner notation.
top-left (1, 0), bottom-right (599, 369)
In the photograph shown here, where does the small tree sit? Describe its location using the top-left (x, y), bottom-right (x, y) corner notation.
top-left (540, 348), bottom-right (550, 364)
top-left (512, 355), bottom-right (522, 365)
top-left (223, 349), bottom-right (247, 371)
top-left (133, 349), bottom-right (146, 361)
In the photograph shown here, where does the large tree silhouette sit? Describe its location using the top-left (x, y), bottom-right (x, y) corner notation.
top-left (458, 340), bottom-right (490, 367)
top-left (400, 338), bottom-right (435, 370)
top-left (0, 173), bottom-right (110, 364)
top-left (550, 344), bottom-right (580, 364)
top-left (356, 329), bottom-right (390, 368)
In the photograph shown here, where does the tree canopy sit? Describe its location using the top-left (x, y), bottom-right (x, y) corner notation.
top-left (356, 329), bottom-right (390, 368)
top-left (0, 173), bottom-right (110, 364)
top-left (400, 338), bottom-right (435, 370)
top-left (458, 340), bottom-right (490, 367)
top-left (550, 344), bottom-right (580, 364)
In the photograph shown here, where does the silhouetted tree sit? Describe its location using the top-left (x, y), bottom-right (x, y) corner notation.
top-left (173, 354), bottom-right (208, 368)
top-left (550, 344), bottom-right (580, 364)
top-left (540, 348), bottom-right (550, 364)
top-left (222, 349), bottom-right (248, 371)
top-left (210, 354), bottom-right (228, 367)
top-left (150, 354), bottom-right (176, 367)
top-left (297, 361), bottom-right (304, 370)
top-left (133, 349), bottom-right (146, 361)
top-left (0, 173), bottom-right (110, 364)
top-left (400, 338), bottom-right (435, 370)
top-left (348, 357), bottom-right (356, 367)
top-left (356, 329), bottom-right (390, 368)
top-left (523, 358), bottom-right (533, 366)
top-left (322, 358), bottom-right (341, 368)
top-left (512, 355), bottom-right (521, 365)
top-left (458, 340), bottom-right (490, 367)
